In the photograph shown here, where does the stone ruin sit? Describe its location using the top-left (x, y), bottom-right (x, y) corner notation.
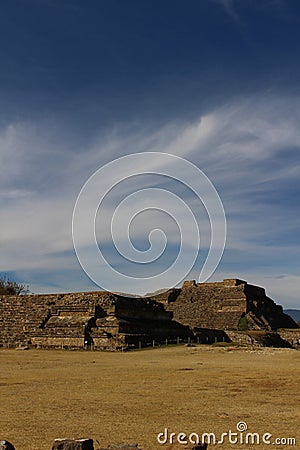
top-left (0, 278), bottom-right (299, 350)
top-left (0, 290), bottom-right (191, 350)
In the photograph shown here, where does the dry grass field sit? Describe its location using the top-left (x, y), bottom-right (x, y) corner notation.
top-left (0, 345), bottom-right (299, 450)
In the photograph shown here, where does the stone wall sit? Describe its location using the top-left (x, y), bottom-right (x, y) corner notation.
top-left (0, 291), bottom-right (190, 350)
top-left (155, 279), bottom-right (247, 329)
top-left (244, 283), bottom-right (297, 330)
top-left (156, 279), bottom-right (298, 332)
top-left (277, 329), bottom-right (300, 346)
top-left (0, 294), bottom-right (55, 347)
top-left (0, 278), bottom-right (298, 350)
top-left (226, 330), bottom-right (294, 348)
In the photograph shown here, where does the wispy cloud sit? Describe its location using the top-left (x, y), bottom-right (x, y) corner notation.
top-left (213, 0), bottom-right (242, 25)
top-left (1, 93), bottom-right (299, 305)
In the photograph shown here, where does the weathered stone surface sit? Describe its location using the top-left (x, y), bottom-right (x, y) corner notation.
top-left (0, 441), bottom-right (16, 450)
top-left (0, 278), bottom-right (298, 351)
top-left (277, 329), bottom-right (300, 347)
top-left (0, 291), bottom-right (190, 350)
top-left (158, 279), bottom-right (298, 331)
top-left (52, 438), bottom-right (94, 450)
top-left (226, 330), bottom-right (293, 347)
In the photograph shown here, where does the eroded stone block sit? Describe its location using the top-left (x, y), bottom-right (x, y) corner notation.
top-left (52, 438), bottom-right (94, 450)
top-left (0, 441), bottom-right (16, 450)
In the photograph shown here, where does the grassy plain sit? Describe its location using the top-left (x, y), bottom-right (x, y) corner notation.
top-left (0, 345), bottom-right (299, 450)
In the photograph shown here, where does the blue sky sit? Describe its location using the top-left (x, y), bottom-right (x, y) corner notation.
top-left (0, 0), bottom-right (299, 308)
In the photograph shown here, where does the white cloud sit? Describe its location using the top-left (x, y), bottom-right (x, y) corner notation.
top-left (0, 93), bottom-right (299, 304)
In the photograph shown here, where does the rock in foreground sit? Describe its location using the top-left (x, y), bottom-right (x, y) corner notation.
top-left (52, 438), bottom-right (94, 450)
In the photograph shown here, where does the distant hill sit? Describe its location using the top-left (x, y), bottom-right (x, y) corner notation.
top-left (284, 309), bottom-right (300, 323)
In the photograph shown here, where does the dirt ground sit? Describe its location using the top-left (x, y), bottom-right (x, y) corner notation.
top-left (0, 345), bottom-right (299, 450)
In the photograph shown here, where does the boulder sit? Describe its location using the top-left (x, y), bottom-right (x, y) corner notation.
top-left (0, 441), bottom-right (16, 450)
top-left (52, 439), bottom-right (94, 450)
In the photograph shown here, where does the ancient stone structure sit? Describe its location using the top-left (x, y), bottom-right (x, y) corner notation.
top-left (0, 279), bottom-right (298, 350)
top-left (153, 278), bottom-right (297, 331)
top-left (277, 328), bottom-right (300, 346)
top-left (0, 291), bottom-right (190, 350)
